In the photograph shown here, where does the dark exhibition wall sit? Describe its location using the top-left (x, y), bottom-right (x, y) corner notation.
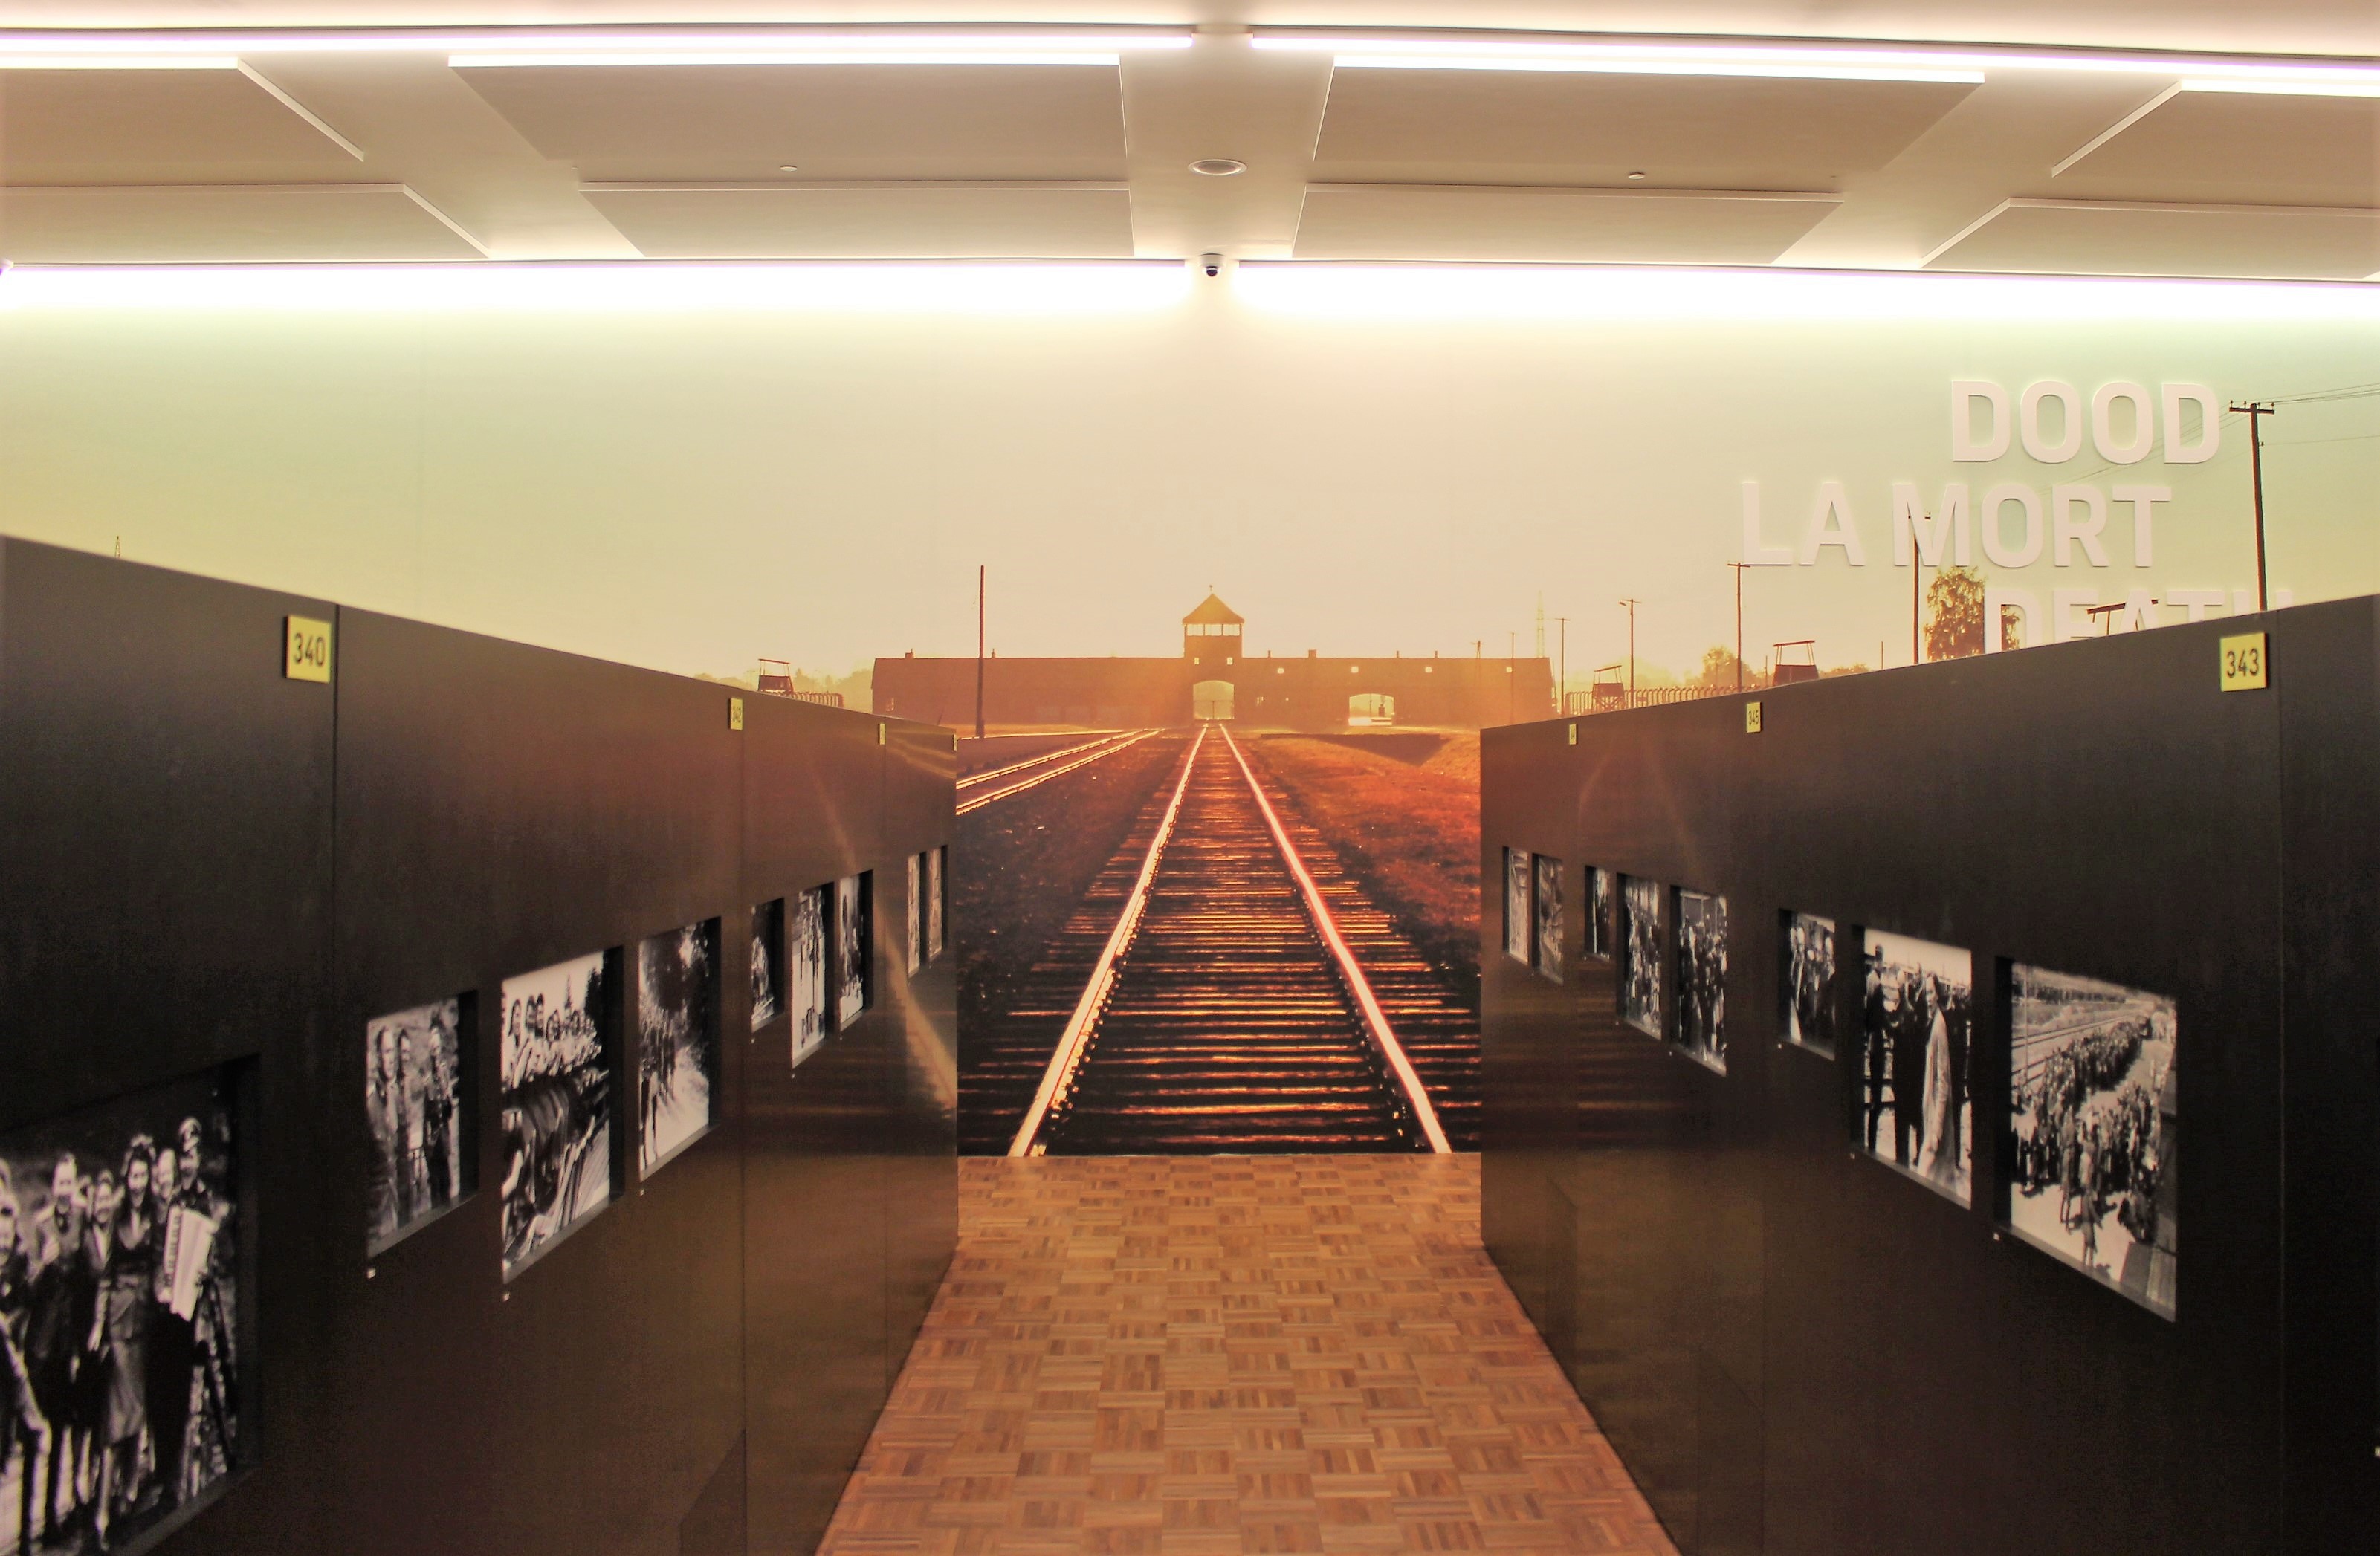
top-left (1479, 598), bottom-right (2379, 1556)
top-left (0, 537), bottom-right (956, 1556)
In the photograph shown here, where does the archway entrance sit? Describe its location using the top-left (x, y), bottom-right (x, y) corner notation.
top-left (1348, 693), bottom-right (1396, 726)
top-left (1191, 679), bottom-right (1235, 720)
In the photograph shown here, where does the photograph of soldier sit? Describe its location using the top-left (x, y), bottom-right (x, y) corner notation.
top-left (0, 1069), bottom-right (242, 1555)
top-left (499, 952), bottom-right (615, 1280)
top-left (925, 846), bottom-right (946, 963)
top-left (1859, 931), bottom-right (1974, 1205)
top-left (1674, 889), bottom-right (1727, 1071)
top-left (790, 886), bottom-right (829, 1069)
top-left (365, 999), bottom-right (468, 1256)
top-left (1620, 876), bottom-right (1662, 1039)
top-left (906, 854), bottom-right (925, 976)
top-left (638, 921), bottom-right (720, 1180)
top-left (2007, 967), bottom-right (2178, 1316)
top-left (1502, 849), bottom-right (1530, 964)
top-left (1531, 855), bottom-right (1562, 982)
top-left (749, 899), bottom-right (784, 1033)
top-left (1586, 868), bottom-right (1611, 959)
top-left (1782, 912), bottom-right (1837, 1055)
top-left (834, 873), bottom-right (871, 1031)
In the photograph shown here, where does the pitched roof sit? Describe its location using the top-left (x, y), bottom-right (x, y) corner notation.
top-left (1182, 592), bottom-right (1244, 626)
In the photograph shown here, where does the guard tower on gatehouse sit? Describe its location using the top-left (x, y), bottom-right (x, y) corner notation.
top-left (1184, 591), bottom-right (1243, 721)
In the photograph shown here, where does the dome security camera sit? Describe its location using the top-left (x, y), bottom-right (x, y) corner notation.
top-left (1200, 253), bottom-right (1223, 278)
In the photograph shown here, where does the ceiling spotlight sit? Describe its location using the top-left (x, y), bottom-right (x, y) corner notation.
top-left (778, 164), bottom-right (800, 172)
top-left (1626, 170), bottom-right (1647, 181)
top-left (1189, 158), bottom-right (1246, 176)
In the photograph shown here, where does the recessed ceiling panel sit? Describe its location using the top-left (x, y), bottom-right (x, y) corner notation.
top-left (582, 185), bottom-right (1134, 258)
top-left (1927, 198), bottom-right (2380, 279)
top-left (0, 66), bottom-right (360, 184)
top-left (2050, 89), bottom-right (2380, 209)
top-left (0, 184), bottom-right (482, 262)
top-left (1311, 70), bottom-right (1976, 189)
top-left (456, 63), bottom-right (1128, 183)
top-left (1293, 185), bottom-right (1840, 264)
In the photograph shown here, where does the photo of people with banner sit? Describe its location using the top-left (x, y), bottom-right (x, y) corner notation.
top-left (1620, 876), bottom-right (1661, 1039)
top-left (638, 921), bottom-right (720, 1180)
top-left (790, 886), bottom-right (828, 1069)
top-left (1674, 889), bottom-right (1727, 1071)
top-left (2007, 967), bottom-right (2178, 1316)
top-left (1586, 869), bottom-right (1611, 959)
top-left (1531, 855), bottom-right (1562, 982)
top-left (500, 951), bottom-right (615, 1280)
top-left (1, 1068), bottom-right (242, 1555)
top-left (1501, 849), bottom-right (1529, 964)
top-left (749, 898), bottom-right (784, 1033)
top-left (925, 847), bottom-right (945, 963)
top-left (1859, 930), bottom-right (1974, 1204)
top-left (1782, 912), bottom-right (1837, 1055)
top-left (366, 999), bottom-right (468, 1256)
top-left (834, 873), bottom-right (872, 1031)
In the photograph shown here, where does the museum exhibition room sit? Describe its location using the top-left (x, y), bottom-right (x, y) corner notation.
top-left (0, 1), bottom-right (2373, 1554)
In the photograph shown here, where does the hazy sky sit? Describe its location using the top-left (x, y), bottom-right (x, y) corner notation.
top-left (0, 272), bottom-right (2370, 687)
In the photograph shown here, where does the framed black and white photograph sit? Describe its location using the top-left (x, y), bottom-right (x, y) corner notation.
top-left (500, 950), bottom-right (615, 1280)
top-left (366, 996), bottom-right (471, 1254)
top-left (905, 853), bottom-right (924, 976)
top-left (1, 1066), bottom-right (246, 1555)
top-left (1857, 930), bottom-right (1974, 1205)
top-left (749, 898), bottom-right (785, 1032)
top-left (1781, 912), bottom-right (1837, 1056)
top-left (1620, 875), bottom-right (1661, 1038)
top-left (638, 920), bottom-right (720, 1180)
top-left (925, 846), bottom-right (946, 963)
top-left (790, 884), bottom-right (828, 1069)
top-left (1674, 889), bottom-right (1727, 1072)
top-left (2006, 966), bottom-right (2178, 1317)
top-left (834, 872), bottom-right (871, 1031)
top-left (1586, 868), bottom-right (1612, 959)
top-left (1532, 854), bottom-right (1563, 982)
top-left (1502, 848), bottom-right (1530, 964)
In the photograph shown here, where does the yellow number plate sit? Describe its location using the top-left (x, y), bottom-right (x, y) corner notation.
top-left (729, 696), bottom-right (745, 731)
top-left (283, 615), bottom-right (332, 684)
top-left (2219, 632), bottom-right (2268, 693)
top-left (1744, 700), bottom-right (1764, 733)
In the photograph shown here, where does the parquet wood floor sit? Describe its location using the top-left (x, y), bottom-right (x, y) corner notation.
top-left (816, 1155), bottom-right (1677, 1556)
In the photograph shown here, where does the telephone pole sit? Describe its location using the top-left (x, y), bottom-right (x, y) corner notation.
top-left (1556, 616), bottom-right (1569, 713)
top-left (974, 564), bottom-right (986, 740)
top-left (1725, 563), bottom-right (1750, 690)
top-left (1617, 598), bottom-right (1640, 700)
top-left (2228, 401), bottom-right (2277, 612)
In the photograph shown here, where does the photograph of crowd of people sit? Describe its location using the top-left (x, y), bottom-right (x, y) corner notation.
top-left (1532, 855), bottom-right (1563, 982)
top-left (749, 899), bottom-right (784, 1033)
top-left (499, 952), bottom-right (615, 1280)
top-left (366, 999), bottom-right (468, 1256)
top-left (1860, 930), bottom-right (1974, 1205)
top-left (2008, 966), bottom-right (2179, 1316)
top-left (1674, 889), bottom-right (1727, 1071)
top-left (1, 1069), bottom-right (241, 1555)
top-left (906, 855), bottom-right (925, 976)
top-left (1586, 868), bottom-right (1611, 959)
top-left (790, 886), bottom-right (828, 1069)
top-left (1620, 876), bottom-right (1661, 1038)
top-left (1502, 849), bottom-right (1530, 964)
top-left (638, 923), bottom-right (720, 1180)
top-left (925, 847), bottom-right (945, 963)
top-left (834, 873), bottom-right (871, 1031)
top-left (1782, 912), bottom-right (1837, 1055)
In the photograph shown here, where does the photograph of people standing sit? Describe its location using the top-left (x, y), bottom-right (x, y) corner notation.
top-left (1673, 889), bottom-right (1727, 1071)
top-left (1620, 877), bottom-right (1661, 1039)
top-left (1782, 912), bottom-right (1837, 1055)
top-left (366, 999), bottom-right (469, 1256)
top-left (1858, 931), bottom-right (1974, 1205)
top-left (0, 1069), bottom-right (243, 1555)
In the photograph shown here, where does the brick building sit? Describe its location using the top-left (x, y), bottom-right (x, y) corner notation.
top-left (872, 594), bottom-right (1554, 731)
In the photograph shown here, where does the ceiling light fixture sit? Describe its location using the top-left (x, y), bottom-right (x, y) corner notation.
top-left (1189, 159), bottom-right (1247, 176)
top-left (0, 27), bottom-right (1192, 60)
top-left (1626, 171), bottom-right (1648, 181)
top-left (0, 54), bottom-right (239, 69)
top-left (2178, 76), bottom-right (2380, 98)
top-left (450, 51), bottom-right (1133, 68)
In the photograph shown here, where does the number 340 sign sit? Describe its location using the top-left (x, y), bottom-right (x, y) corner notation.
top-left (284, 615), bottom-right (332, 684)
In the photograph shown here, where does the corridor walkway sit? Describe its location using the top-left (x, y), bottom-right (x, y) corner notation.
top-left (817, 1155), bottom-right (1675, 1556)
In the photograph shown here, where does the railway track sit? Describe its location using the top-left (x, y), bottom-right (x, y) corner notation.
top-left (990, 722), bottom-right (1454, 1156)
top-left (955, 729), bottom-right (1161, 814)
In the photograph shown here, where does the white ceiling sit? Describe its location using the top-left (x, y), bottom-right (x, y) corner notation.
top-left (0, 9), bottom-right (2372, 277)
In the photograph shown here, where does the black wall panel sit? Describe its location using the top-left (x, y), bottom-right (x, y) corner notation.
top-left (1481, 600), bottom-right (2375, 1555)
top-left (0, 537), bottom-right (957, 1556)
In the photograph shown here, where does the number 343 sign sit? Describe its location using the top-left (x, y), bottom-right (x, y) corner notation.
top-left (2219, 632), bottom-right (2268, 693)
top-left (284, 615), bottom-right (332, 684)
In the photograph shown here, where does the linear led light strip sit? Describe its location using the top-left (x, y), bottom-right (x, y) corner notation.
top-left (0, 30), bottom-right (1191, 65)
top-left (1252, 33), bottom-right (2380, 93)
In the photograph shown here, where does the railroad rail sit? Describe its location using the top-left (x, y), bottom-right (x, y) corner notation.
top-left (1002, 722), bottom-right (1450, 1156)
top-left (955, 729), bottom-right (1161, 815)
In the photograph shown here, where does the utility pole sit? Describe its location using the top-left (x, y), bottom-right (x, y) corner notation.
top-left (1617, 598), bottom-right (1640, 701)
top-left (974, 564), bottom-right (986, 740)
top-left (2228, 401), bottom-right (2277, 612)
top-left (1725, 563), bottom-right (1750, 690)
top-left (1556, 617), bottom-right (1569, 714)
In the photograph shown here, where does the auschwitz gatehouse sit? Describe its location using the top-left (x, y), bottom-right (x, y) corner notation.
top-left (872, 593), bottom-right (1556, 730)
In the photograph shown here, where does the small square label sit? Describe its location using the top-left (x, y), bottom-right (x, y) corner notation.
top-left (2219, 633), bottom-right (2269, 693)
top-left (1744, 700), bottom-right (1764, 733)
top-left (728, 696), bottom-right (744, 730)
top-left (283, 615), bottom-right (332, 683)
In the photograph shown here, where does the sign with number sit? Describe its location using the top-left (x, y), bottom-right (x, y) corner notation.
top-left (728, 696), bottom-right (744, 731)
top-left (2219, 632), bottom-right (2268, 693)
top-left (1744, 700), bottom-right (1764, 733)
top-left (283, 615), bottom-right (332, 684)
